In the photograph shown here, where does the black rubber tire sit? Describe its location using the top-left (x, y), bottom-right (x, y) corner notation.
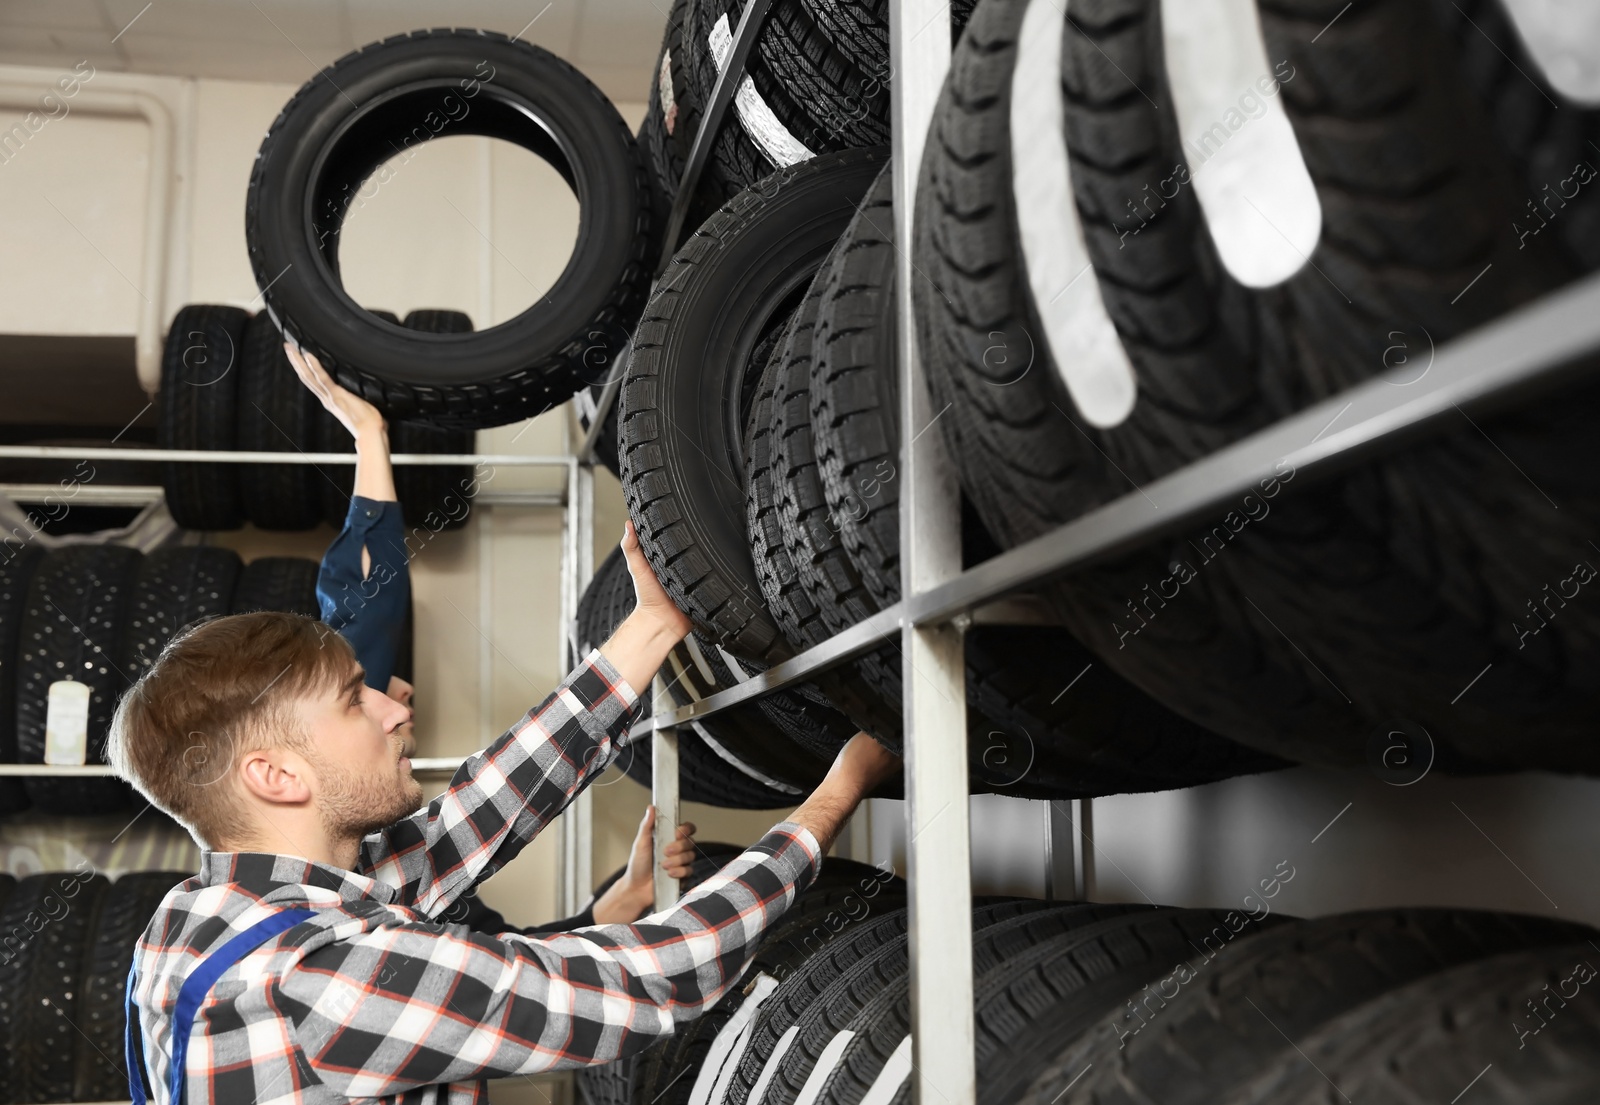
top-left (158, 304), bottom-right (249, 531)
top-left (118, 546), bottom-right (243, 685)
top-left (815, 905), bottom-right (1255, 1105)
top-left (72, 871), bottom-right (188, 1102)
top-left (623, 861), bottom-right (906, 1105)
top-left (16, 546), bottom-right (142, 813)
top-left (758, 270), bottom-right (907, 748)
top-left (238, 310), bottom-right (321, 531)
top-left (576, 546), bottom-right (818, 807)
top-left (246, 30), bottom-right (656, 429)
top-left (0, 545), bottom-right (44, 816)
top-left (915, 0), bottom-right (1600, 773)
top-left (391, 309), bottom-right (478, 531)
top-left (727, 899), bottom-right (1070, 1105)
top-left (620, 147), bottom-right (888, 662)
top-left (1017, 907), bottom-right (1593, 1105)
top-left (0, 870), bottom-right (111, 1102)
top-left (1228, 941), bottom-right (1600, 1105)
top-left (1432, 0), bottom-right (1600, 275)
top-left (230, 556), bottom-right (321, 618)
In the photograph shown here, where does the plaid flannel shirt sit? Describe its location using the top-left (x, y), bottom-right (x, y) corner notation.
top-left (127, 648), bottom-right (822, 1104)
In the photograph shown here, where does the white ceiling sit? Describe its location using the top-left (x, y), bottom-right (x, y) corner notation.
top-left (0, 0), bottom-right (667, 103)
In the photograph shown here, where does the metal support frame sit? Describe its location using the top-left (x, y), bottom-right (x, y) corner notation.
top-left (889, 0), bottom-right (974, 1099)
top-left (655, 0), bottom-right (778, 275)
top-left (651, 674), bottom-right (682, 910)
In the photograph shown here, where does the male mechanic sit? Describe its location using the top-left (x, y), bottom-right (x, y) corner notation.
top-left (295, 342), bottom-right (691, 930)
top-left (109, 373), bottom-right (899, 1105)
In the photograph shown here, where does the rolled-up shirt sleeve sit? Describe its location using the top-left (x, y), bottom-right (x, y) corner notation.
top-left (317, 495), bottom-right (411, 692)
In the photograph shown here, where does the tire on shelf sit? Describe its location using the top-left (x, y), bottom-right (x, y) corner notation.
top-left (119, 546), bottom-right (243, 685)
top-left (231, 556), bottom-right (322, 618)
top-left (750, 281), bottom-right (906, 752)
top-left (1231, 941), bottom-right (1600, 1105)
top-left (392, 310), bottom-right (479, 532)
top-left (16, 546), bottom-right (142, 813)
top-left (246, 31), bottom-right (656, 429)
top-left (73, 871), bottom-right (188, 1102)
top-left (576, 546), bottom-right (825, 807)
top-left (158, 304), bottom-right (250, 531)
top-left (0, 870), bottom-right (111, 1101)
top-left (823, 905), bottom-right (1279, 1105)
top-left (1433, 0), bottom-right (1600, 275)
top-left (1018, 907), bottom-right (1594, 1105)
top-left (724, 898), bottom-right (1062, 1105)
top-left (620, 146), bottom-right (888, 664)
top-left (810, 163), bottom-right (1280, 794)
top-left (620, 859), bottom-right (907, 1105)
top-left (914, 0), bottom-right (1600, 772)
top-left (238, 310), bottom-right (321, 531)
top-left (0, 544), bottom-right (44, 816)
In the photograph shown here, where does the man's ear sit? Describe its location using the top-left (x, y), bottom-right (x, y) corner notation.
top-left (237, 747), bottom-right (314, 806)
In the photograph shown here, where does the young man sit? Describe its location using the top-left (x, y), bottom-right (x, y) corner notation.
top-left (109, 353), bottom-right (900, 1104)
top-left (296, 342), bottom-right (691, 929)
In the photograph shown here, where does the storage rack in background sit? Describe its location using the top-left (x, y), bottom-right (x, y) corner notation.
top-left (0, 441), bottom-right (601, 914)
top-left (580, 0), bottom-right (1600, 1103)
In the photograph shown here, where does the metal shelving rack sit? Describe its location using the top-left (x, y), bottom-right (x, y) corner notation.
top-left (4, 2), bottom-right (1598, 1096)
top-left (581, 0), bottom-right (1600, 1099)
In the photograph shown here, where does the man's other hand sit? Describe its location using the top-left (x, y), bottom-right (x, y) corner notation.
top-left (591, 805), bottom-right (698, 924)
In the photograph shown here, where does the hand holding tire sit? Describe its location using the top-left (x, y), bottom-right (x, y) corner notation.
top-left (283, 341), bottom-right (385, 440)
top-left (621, 519), bottom-right (694, 642)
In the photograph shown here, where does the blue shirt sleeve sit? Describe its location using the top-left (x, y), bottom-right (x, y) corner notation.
top-left (317, 495), bottom-right (411, 691)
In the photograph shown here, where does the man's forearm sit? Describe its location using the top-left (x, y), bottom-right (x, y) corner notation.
top-left (354, 423), bottom-right (398, 503)
top-left (598, 610), bottom-right (685, 705)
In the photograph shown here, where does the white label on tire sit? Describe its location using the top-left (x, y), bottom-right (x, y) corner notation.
top-left (708, 15), bottom-right (816, 169)
top-left (660, 50), bottom-right (680, 134)
top-left (44, 679), bottom-right (91, 765)
top-left (1500, 0), bottom-right (1600, 104)
top-left (1161, 0), bottom-right (1322, 287)
top-left (858, 1034), bottom-right (912, 1105)
top-left (690, 973), bottom-right (781, 1105)
top-left (792, 1030), bottom-right (856, 1105)
top-left (748, 1024), bottom-right (800, 1105)
top-left (1009, 0), bottom-right (1138, 428)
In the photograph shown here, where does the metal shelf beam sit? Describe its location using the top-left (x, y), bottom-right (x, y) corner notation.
top-left (0, 483), bottom-right (566, 508)
top-left (0, 445), bottom-right (572, 466)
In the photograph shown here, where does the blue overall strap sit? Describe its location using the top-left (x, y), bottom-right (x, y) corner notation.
top-left (128, 909), bottom-right (318, 1105)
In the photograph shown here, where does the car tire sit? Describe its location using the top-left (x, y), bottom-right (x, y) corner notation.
top-left (238, 310), bottom-right (322, 531)
top-left (620, 147), bottom-right (888, 662)
top-left (246, 30), bottom-right (656, 428)
top-left (158, 305), bottom-right (249, 531)
top-left (16, 546), bottom-right (142, 813)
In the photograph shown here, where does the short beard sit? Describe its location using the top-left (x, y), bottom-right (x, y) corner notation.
top-left (313, 752), bottom-right (424, 841)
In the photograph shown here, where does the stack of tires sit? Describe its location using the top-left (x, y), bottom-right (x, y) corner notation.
top-left (0, 543), bottom-right (325, 817)
top-left (907, 0), bottom-right (1600, 777)
top-left (616, 148), bottom-right (1282, 800)
top-left (614, 0), bottom-right (1600, 793)
top-left (158, 304), bottom-right (476, 533)
top-left (576, 855), bottom-right (905, 1105)
top-left (0, 869), bottom-right (189, 1103)
top-left (579, 890), bottom-right (1600, 1105)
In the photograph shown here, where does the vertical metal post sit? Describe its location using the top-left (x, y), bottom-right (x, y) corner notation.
top-left (1045, 799), bottom-right (1077, 902)
top-left (560, 458), bottom-right (597, 916)
top-left (892, 0), bottom-right (970, 1100)
top-left (652, 674), bottom-right (682, 911)
top-left (1073, 798), bottom-right (1096, 900)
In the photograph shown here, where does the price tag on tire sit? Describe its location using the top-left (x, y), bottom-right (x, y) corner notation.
top-left (44, 679), bottom-right (91, 765)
